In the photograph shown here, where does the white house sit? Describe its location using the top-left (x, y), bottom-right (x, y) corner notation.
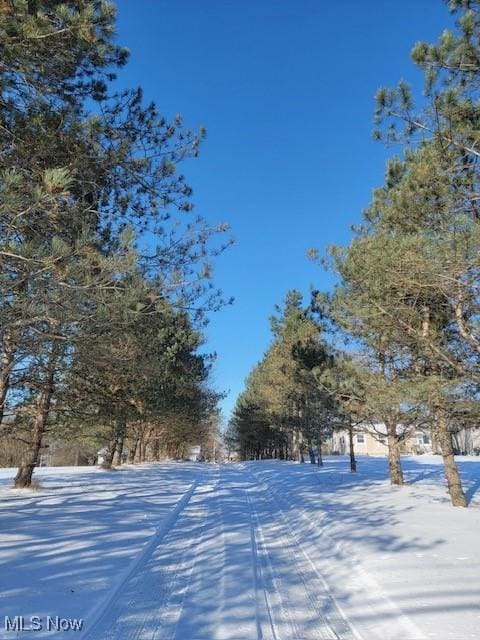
top-left (332, 423), bottom-right (433, 457)
top-left (96, 447), bottom-right (109, 465)
top-left (186, 445), bottom-right (201, 461)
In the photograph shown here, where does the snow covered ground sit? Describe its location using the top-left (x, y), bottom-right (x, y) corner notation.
top-left (0, 456), bottom-right (479, 639)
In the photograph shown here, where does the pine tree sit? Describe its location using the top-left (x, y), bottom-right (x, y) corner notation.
top-left (1, 1), bottom-right (230, 485)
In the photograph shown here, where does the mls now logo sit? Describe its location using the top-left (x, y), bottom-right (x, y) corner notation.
top-left (46, 616), bottom-right (83, 632)
top-left (4, 615), bottom-right (84, 632)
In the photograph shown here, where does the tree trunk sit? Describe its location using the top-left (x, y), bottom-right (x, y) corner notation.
top-left (386, 423), bottom-right (404, 485)
top-left (140, 426), bottom-right (152, 462)
top-left (0, 331), bottom-right (16, 425)
top-left (436, 407), bottom-right (467, 507)
top-left (101, 437), bottom-right (117, 470)
top-left (291, 431), bottom-right (297, 461)
top-left (295, 430), bottom-right (305, 462)
top-left (348, 422), bottom-right (357, 473)
top-left (422, 304), bottom-right (467, 505)
top-left (112, 433), bottom-right (124, 466)
top-left (128, 435), bottom-right (140, 464)
top-left (431, 428), bottom-right (441, 455)
top-left (110, 417), bottom-right (126, 467)
top-left (317, 429), bottom-right (323, 467)
top-left (14, 362), bottom-right (55, 488)
top-left (136, 433), bottom-right (145, 463)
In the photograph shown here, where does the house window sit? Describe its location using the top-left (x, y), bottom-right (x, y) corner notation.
top-left (356, 433), bottom-right (365, 444)
top-left (417, 433), bottom-right (430, 445)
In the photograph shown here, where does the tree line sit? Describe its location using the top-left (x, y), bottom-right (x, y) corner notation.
top-left (229, 0), bottom-right (480, 507)
top-left (0, 1), bottom-right (230, 486)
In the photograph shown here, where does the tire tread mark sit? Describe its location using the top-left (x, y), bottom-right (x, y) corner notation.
top-left (81, 478), bottom-right (200, 640)
top-left (245, 468), bottom-right (356, 640)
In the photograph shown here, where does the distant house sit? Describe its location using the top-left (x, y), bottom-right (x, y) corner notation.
top-left (96, 447), bottom-right (128, 465)
top-left (96, 447), bottom-right (109, 465)
top-left (332, 423), bottom-right (432, 457)
top-left (186, 445), bottom-right (201, 461)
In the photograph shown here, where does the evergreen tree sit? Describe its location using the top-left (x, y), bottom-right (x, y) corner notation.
top-left (0, 1), bottom-right (230, 485)
top-left (230, 291), bottom-right (335, 463)
top-left (313, 0), bottom-right (480, 505)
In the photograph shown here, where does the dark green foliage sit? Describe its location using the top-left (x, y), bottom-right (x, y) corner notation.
top-left (229, 292), bottom-right (338, 461)
top-left (0, 1), bottom-right (229, 481)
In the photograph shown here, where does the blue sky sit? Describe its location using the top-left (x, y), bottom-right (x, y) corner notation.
top-left (115, 1), bottom-right (451, 418)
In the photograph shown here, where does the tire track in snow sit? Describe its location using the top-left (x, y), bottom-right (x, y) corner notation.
top-left (158, 468), bottom-right (222, 640)
top-left (214, 466), bottom-right (231, 639)
top-left (246, 476), bottom-right (349, 640)
top-left (245, 487), bottom-right (283, 640)
top-left (80, 463), bottom-right (418, 640)
top-left (80, 475), bottom-right (201, 640)
top-left (247, 465), bottom-right (426, 640)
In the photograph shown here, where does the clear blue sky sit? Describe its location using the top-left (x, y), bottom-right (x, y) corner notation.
top-left (115, 0), bottom-right (451, 418)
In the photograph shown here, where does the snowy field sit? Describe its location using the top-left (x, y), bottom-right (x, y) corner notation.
top-left (0, 456), bottom-right (479, 640)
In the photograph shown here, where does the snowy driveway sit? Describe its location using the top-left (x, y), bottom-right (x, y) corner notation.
top-left (83, 465), bottom-right (357, 640)
top-left (1, 458), bottom-right (480, 639)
